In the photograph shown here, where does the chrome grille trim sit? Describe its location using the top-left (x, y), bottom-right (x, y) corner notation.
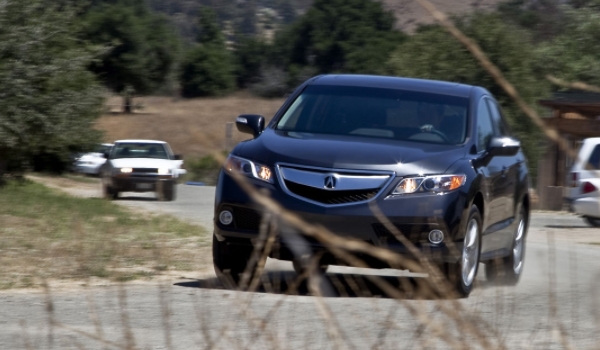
top-left (279, 167), bottom-right (390, 191)
top-left (275, 163), bottom-right (396, 207)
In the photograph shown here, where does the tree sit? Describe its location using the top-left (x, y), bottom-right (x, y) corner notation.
top-left (387, 13), bottom-right (550, 179)
top-left (234, 36), bottom-right (269, 89)
top-left (81, 0), bottom-right (179, 112)
top-left (536, 5), bottom-right (600, 87)
top-left (0, 0), bottom-right (104, 174)
top-left (179, 7), bottom-right (235, 97)
top-left (275, 0), bottom-right (405, 75)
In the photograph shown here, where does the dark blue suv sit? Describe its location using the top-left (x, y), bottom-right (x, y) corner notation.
top-left (213, 75), bottom-right (530, 297)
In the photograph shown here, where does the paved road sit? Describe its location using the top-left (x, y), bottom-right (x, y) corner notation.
top-left (2, 185), bottom-right (600, 349)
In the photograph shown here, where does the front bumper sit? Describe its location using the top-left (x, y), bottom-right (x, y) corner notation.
top-left (214, 171), bottom-right (469, 264)
top-left (110, 175), bottom-right (174, 192)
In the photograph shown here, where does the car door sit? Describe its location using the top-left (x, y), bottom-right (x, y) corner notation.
top-left (474, 98), bottom-right (506, 253)
top-left (486, 98), bottom-right (520, 250)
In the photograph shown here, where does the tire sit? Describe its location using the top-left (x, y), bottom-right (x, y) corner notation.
top-left (485, 205), bottom-right (527, 286)
top-left (158, 181), bottom-right (176, 201)
top-left (212, 234), bottom-right (253, 288)
top-left (292, 258), bottom-right (329, 276)
top-left (102, 182), bottom-right (118, 200)
top-left (584, 216), bottom-right (600, 227)
top-left (443, 205), bottom-right (482, 297)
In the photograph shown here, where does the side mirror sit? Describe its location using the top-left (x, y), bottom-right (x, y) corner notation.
top-left (488, 136), bottom-right (520, 157)
top-left (236, 114), bottom-right (265, 138)
top-left (174, 154), bottom-right (181, 160)
top-left (102, 152), bottom-right (109, 159)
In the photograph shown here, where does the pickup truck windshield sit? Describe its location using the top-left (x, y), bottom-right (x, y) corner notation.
top-left (111, 143), bottom-right (171, 159)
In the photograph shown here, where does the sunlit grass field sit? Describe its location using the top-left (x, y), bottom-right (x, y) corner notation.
top-left (0, 179), bottom-right (209, 289)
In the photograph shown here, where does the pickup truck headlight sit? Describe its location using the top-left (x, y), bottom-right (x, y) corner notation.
top-left (157, 168), bottom-right (170, 175)
top-left (120, 167), bottom-right (133, 173)
top-left (224, 155), bottom-right (273, 183)
top-left (392, 174), bottom-right (466, 195)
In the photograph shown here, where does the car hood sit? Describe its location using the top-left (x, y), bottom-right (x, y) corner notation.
top-left (237, 129), bottom-right (467, 176)
top-left (110, 158), bottom-right (183, 169)
top-left (78, 153), bottom-right (105, 162)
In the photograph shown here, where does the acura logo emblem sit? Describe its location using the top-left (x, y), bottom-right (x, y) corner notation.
top-left (324, 175), bottom-right (337, 189)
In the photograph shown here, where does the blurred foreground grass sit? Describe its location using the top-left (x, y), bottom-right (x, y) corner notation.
top-left (0, 179), bottom-right (209, 289)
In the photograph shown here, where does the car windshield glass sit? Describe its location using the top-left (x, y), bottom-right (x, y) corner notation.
top-left (276, 85), bottom-right (469, 145)
top-left (112, 143), bottom-right (170, 159)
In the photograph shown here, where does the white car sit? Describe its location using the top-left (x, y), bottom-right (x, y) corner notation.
top-left (73, 143), bottom-right (113, 175)
top-left (100, 140), bottom-right (186, 201)
top-left (565, 137), bottom-right (600, 226)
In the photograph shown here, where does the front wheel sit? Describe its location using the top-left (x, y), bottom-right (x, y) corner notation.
top-left (158, 181), bottom-right (176, 201)
top-left (212, 235), bottom-right (254, 288)
top-left (102, 182), bottom-right (118, 200)
top-left (443, 205), bottom-right (482, 297)
top-left (485, 205), bottom-right (527, 286)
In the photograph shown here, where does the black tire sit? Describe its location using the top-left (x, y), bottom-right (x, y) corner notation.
top-left (102, 182), bottom-right (118, 200)
top-left (485, 205), bottom-right (527, 286)
top-left (292, 258), bottom-right (328, 276)
top-left (584, 216), bottom-right (600, 227)
top-left (158, 181), bottom-right (176, 201)
top-left (212, 234), bottom-right (253, 288)
top-left (443, 205), bottom-right (482, 298)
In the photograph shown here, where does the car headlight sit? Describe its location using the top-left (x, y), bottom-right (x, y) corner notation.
top-left (224, 155), bottom-right (273, 183)
top-left (120, 167), bottom-right (133, 173)
top-left (157, 168), bottom-right (170, 175)
top-left (392, 174), bottom-right (466, 195)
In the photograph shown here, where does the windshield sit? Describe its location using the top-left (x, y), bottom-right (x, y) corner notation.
top-left (111, 143), bottom-right (171, 160)
top-left (276, 85), bottom-right (469, 145)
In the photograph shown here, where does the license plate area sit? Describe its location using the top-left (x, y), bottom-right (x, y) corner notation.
top-left (137, 183), bottom-right (153, 190)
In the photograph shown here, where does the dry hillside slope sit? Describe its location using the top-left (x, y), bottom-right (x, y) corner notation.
top-left (383, 0), bottom-right (506, 32)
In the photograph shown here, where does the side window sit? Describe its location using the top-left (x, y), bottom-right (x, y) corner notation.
top-left (486, 99), bottom-right (511, 136)
top-left (477, 100), bottom-right (495, 152)
top-left (588, 145), bottom-right (600, 169)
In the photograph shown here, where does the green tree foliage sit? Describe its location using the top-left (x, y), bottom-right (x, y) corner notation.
top-left (274, 0), bottom-right (405, 75)
top-left (388, 13), bottom-right (549, 176)
top-left (179, 7), bottom-right (235, 97)
top-left (81, 0), bottom-right (179, 112)
top-left (234, 36), bottom-right (270, 88)
top-left (0, 0), bottom-right (104, 174)
top-left (536, 5), bottom-right (600, 87)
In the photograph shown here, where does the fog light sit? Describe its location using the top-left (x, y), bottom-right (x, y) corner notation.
top-left (429, 230), bottom-right (444, 244)
top-left (219, 210), bottom-right (233, 225)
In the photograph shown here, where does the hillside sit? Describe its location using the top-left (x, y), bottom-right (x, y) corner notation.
top-left (384, 0), bottom-right (506, 32)
top-left (147, 0), bottom-right (508, 41)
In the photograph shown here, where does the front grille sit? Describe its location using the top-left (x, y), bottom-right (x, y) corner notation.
top-left (232, 206), bottom-right (262, 231)
top-left (372, 223), bottom-right (427, 244)
top-left (132, 168), bottom-right (158, 173)
top-left (285, 180), bottom-right (379, 205)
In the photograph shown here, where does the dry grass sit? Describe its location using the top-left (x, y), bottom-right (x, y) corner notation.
top-left (0, 179), bottom-right (210, 289)
top-left (97, 93), bottom-right (285, 158)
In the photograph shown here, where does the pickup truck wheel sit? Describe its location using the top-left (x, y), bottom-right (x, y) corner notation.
top-left (158, 181), bottom-right (176, 201)
top-left (485, 205), bottom-right (526, 286)
top-left (102, 183), bottom-right (118, 200)
top-left (212, 235), bottom-right (253, 288)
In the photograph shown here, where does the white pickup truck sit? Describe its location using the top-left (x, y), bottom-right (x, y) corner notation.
top-left (100, 139), bottom-right (186, 201)
top-left (565, 137), bottom-right (600, 226)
